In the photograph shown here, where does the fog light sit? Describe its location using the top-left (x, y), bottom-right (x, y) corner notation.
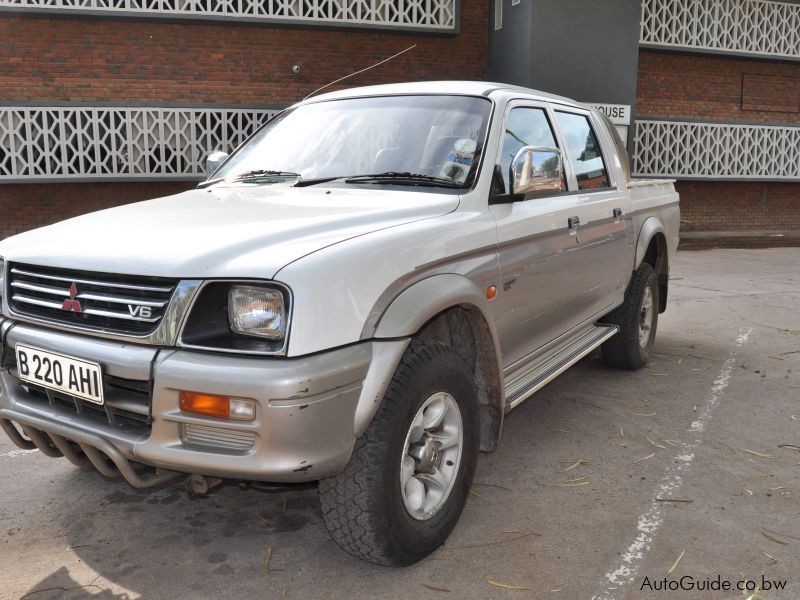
top-left (179, 391), bottom-right (255, 421)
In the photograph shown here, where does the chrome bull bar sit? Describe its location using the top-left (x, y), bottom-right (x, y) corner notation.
top-left (0, 409), bottom-right (182, 489)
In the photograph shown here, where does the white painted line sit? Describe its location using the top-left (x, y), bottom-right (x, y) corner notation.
top-left (591, 328), bottom-right (751, 600)
top-left (0, 448), bottom-right (38, 459)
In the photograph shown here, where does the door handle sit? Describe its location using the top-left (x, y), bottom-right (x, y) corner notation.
top-left (568, 216), bottom-right (580, 229)
top-left (612, 207), bottom-right (622, 218)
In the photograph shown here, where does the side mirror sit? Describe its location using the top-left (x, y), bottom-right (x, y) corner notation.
top-left (205, 151), bottom-right (229, 177)
top-left (510, 146), bottom-right (563, 199)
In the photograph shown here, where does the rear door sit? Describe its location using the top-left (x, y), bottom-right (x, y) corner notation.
top-left (553, 108), bottom-right (632, 315)
top-left (490, 102), bottom-right (587, 368)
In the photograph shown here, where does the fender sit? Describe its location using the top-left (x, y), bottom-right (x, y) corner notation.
top-left (353, 273), bottom-right (505, 439)
top-left (353, 339), bottom-right (411, 438)
top-left (635, 216), bottom-right (666, 269)
top-left (373, 273), bottom-right (501, 346)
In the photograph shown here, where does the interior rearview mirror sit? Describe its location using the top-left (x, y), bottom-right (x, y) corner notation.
top-left (205, 151), bottom-right (229, 178)
top-left (510, 146), bottom-right (563, 199)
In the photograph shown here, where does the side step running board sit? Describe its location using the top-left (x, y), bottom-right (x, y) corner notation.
top-left (504, 323), bottom-right (618, 411)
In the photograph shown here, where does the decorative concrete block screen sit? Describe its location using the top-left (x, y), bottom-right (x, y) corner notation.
top-left (640, 0), bottom-right (800, 59)
top-left (0, 0), bottom-right (457, 31)
top-left (633, 120), bottom-right (800, 180)
top-left (0, 106), bottom-right (278, 181)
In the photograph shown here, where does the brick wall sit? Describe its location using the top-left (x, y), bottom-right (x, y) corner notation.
top-left (0, 10), bottom-right (487, 105)
top-left (637, 50), bottom-right (800, 124)
top-left (638, 50), bottom-right (800, 238)
top-left (0, 182), bottom-right (193, 240)
top-left (0, 4), bottom-right (488, 239)
top-left (676, 181), bottom-right (799, 232)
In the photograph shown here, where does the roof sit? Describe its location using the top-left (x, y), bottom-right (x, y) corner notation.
top-left (301, 80), bottom-right (580, 107)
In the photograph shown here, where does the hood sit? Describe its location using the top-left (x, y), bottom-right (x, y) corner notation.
top-left (0, 183), bottom-right (459, 279)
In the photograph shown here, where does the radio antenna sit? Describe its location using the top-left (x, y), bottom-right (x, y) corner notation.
top-left (302, 44), bottom-right (417, 102)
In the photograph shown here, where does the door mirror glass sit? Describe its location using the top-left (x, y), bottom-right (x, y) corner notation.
top-left (205, 151), bottom-right (229, 178)
top-left (510, 146), bottom-right (563, 198)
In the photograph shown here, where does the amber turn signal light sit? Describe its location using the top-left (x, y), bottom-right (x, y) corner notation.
top-left (179, 391), bottom-right (255, 421)
top-left (486, 285), bottom-right (497, 299)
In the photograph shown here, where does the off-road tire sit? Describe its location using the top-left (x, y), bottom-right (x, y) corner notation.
top-left (601, 262), bottom-right (659, 370)
top-left (318, 340), bottom-right (479, 566)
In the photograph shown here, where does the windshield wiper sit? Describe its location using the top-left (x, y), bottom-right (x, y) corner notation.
top-left (344, 172), bottom-right (462, 188)
top-left (293, 176), bottom-right (345, 188)
top-left (197, 170), bottom-right (301, 188)
top-left (197, 177), bottom-right (224, 189)
top-left (234, 169), bottom-right (301, 182)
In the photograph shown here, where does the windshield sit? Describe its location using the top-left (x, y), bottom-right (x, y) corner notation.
top-left (212, 95), bottom-right (492, 188)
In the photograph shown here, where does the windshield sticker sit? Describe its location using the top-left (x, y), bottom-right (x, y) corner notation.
top-left (440, 138), bottom-right (477, 183)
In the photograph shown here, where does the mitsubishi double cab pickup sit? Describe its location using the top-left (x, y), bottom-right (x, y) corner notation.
top-left (0, 81), bottom-right (679, 566)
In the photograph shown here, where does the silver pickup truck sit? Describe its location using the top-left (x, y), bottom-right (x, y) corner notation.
top-left (0, 81), bottom-right (679, 566)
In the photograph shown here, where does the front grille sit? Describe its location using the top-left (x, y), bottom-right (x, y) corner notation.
top-left (25, 381), bottom-right (151, 435)
top-left (8, 263), bottom-right (178, 336)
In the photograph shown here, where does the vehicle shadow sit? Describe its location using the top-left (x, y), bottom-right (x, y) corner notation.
top-left (18, 566), bottom-right (133, 599)
top-left (20, 467), bottom-right (360, 598)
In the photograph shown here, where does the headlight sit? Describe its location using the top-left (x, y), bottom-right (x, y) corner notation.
top-left (228, 285), bottom-right (285, 339)
top-left (179, 281), bottom-right (291, 355)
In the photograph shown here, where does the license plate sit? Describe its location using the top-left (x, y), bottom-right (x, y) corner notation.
top-left (15, 344), bottom-right (105, 405)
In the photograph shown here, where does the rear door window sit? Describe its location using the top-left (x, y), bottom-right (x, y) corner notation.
top-left (554, 112), bottom-right (609, 190)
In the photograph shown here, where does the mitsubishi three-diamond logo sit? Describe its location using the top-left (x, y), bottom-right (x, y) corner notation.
top-left (61, 282), bottom-right (82, 312)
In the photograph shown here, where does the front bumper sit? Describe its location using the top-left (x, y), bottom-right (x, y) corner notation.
top-left (0, 319), bottom-right (373, 485)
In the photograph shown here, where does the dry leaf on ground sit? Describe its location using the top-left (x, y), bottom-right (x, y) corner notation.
top-left (483, 577), bottom-right (531, 591)
top-left (739, 448), bottom-right (773, 459)
top-left (667, 550), bottom-right (685, 575)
